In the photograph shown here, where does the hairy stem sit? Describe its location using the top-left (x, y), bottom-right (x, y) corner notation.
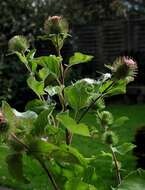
top-left (110, 146), bottom-right (122, 185)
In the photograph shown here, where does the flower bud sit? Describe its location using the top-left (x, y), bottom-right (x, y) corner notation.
top-left (108, 57), bottom-right (137, 80)
top-left (44, 16), bottom-right (69, 35)
top-left (101, 111), bottom-right (113, 126)
top-left (102, 131), bottom-right (118, 145)
top-left (8, 35), bottom-right (30, 53)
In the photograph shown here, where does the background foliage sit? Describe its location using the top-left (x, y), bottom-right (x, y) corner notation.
top-left (1, 0), bottom-right (145, 108)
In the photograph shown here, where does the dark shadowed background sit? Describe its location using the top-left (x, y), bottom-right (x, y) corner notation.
top-left (1, 0), bottom-right (145, 109)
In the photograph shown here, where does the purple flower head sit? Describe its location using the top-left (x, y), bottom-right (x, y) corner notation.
top-left (106, 56), bottom-right (138, 80)
top-left (123, 56), bottom-right (137, 69)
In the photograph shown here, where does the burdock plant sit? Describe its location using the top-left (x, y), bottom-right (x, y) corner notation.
top-left (0, 16), bottom-right (145, 190)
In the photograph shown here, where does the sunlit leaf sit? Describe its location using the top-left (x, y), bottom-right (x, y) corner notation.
top-left (32, 55), bottom-right (61, 78)
top-left (39, 68), bottom-right (50, 81)
top-left (45, 85), bottom-right (63, 96)
top-left (27, 76), bottom-right (45, 96)
top-left (69, 52), bottom-right (93, 66)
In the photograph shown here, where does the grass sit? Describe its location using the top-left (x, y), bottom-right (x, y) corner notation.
top-left (0, 104), bottom-right (145, 189)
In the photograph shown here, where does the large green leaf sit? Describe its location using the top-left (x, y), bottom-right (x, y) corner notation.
top-left (32, 55), bottom-right (61, 78)
top-left (64, 81), bottom-right (92, 110)
top-left (27, 138), bottom-right (59, 156)
top-left (112, 143), bottom-right (136, 155)
top-left (57, 112), bottom-right (90, 137)
top-left (52, 144), bottom-right (88, 167)
top-left (6, 153), bottom-right (28, 183)
top-left (27, 76), bottom-right (45, 96)
top-left (69, 52), bottom-right (93, 66)
top-left (117, 169), bottom-right (145, 190)
top-left (65, 178), bottom-right (97, 190)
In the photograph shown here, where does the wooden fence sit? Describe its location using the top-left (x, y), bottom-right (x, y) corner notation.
top-left (73, 18), bottom-right (145, 71)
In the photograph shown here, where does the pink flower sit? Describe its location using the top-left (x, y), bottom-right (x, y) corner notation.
top-left (107, 56), bottom-right (138, 80)
top-left (0, 111), bottom-right (5, 123)
top-left (123, 56), bottom-right (137, 68)
top-left (48, 16), bottom-right (62, 22)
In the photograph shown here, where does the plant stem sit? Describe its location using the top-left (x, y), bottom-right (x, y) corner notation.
top-left (55, 36), bottom-right (72, 145)
top-left (77, 81), bottom-right (115, 124)
top-left (37, 158), bottom-right (60, 190)
top-left (11, 133), bottom-right (29, 150)
top-left (77, 95), bottom-right (102, 124)
top-left (65, 128), bottom-right (72, 145)
top-left (110, 146), bottom-right (122, 185)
